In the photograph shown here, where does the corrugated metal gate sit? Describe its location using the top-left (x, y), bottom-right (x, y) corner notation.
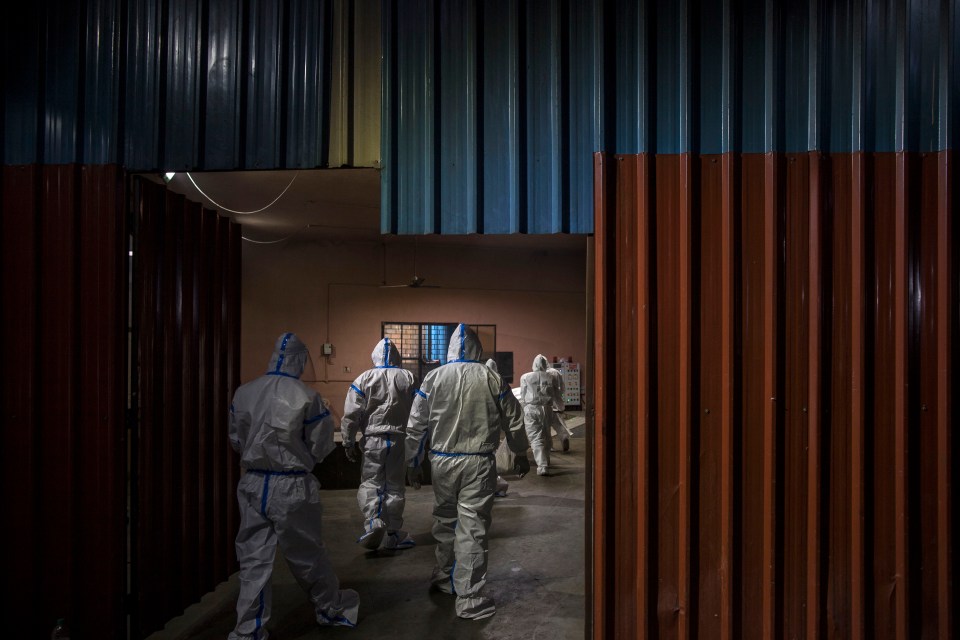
top-left (0, 165), bottom-right (127, 637)
top-left (0, 170), bottom-right (242, 638)
top-left (592, 150), bottom-right (955, 639)
top-left (131, 177), bottom-right (242, 637)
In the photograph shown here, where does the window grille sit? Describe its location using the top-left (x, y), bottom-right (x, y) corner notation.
top-left (381, 322), bottom-right (496, 382)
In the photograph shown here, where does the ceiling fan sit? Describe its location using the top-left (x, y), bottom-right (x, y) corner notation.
top-left (379, 274), bottom-right (438, 288)
top-left (379, 240), bottom-right (440, 288)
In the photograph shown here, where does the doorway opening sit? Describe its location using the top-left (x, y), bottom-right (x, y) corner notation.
top-left (130, 168), bottom-right (592, 639)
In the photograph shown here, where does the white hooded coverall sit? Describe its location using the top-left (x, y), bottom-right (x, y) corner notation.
top-left (341, 338), bottom-right (417, 547)
top-left (519, 354), bottom-right (564, 474)
top-left (546, 365), bottom-right (572, 447)
top-left (406, 325), bottom-right (529, 619)
top-left (228, 333), bottom-right (359, 639)
top-left (485, 358), bottom-right (519, 495)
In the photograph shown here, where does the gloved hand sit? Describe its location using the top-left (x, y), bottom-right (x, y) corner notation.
top-left (514, 454), bottom-right (530, 478)
top-left (343, 444), bottom-right (359, 463)
top-left (407, 465), bottom-right (423, 490)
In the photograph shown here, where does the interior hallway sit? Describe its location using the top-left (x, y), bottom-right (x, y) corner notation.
top-left (148, 415), bottom-right (587, 640)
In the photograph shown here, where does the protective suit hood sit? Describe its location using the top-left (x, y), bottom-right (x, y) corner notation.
top-left (532, 354), bottom-right (549, 372)
top-left (266, 332), bottom-right (310, 378)
top-left (485, 358), bottom-right (498, 373)
top-left (447, 324), bottom-right (483, 362)
top-left (371, 338), bottom-right (402, 367)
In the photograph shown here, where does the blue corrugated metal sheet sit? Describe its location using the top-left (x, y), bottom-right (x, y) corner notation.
top-left (764, 0), bottom-right (785, 153)
top-left (700, 0), bottom-right (740, 155)
top-left (203, 0), bottom-right (243, 169)
top-left (382, 0), bottom-right (956, 232)
top-left (940, 3), bottom-right (960, 150)
top-left (953, 0), bottom-right (959, 153)
top-left (525, 0), bottom-right (562, 233)
top-left (123, 0), bottom-right (163, 170)
top-left (245, 0), bottom-right (283, 169)
top-left (614, 0), bottom-right (649, 154)
top-left (868, 0), bottom-right (898, 152)
top-left (851, 0), bottom-right (866, 152)
top-left (286, 0), bottom-right (329, 168)
top-left (655, 0), bottom-right (691, 155)
top-left (827, 0), bottom-right (856, 153)
top-left (163, 0), bottom-right (203, 169)
top-left (700, 0), bottom-right (724, 155)
top-left (568, 0), bottom-right (604, 234)
top-left (915, 0), bottom-right (944, 152)
top-left (782, 0), bottom-right (813, 152)
top-left (741, 0), bottom-right (767, 153)
top-left (941, 0), bottom-right (955, 151)
top-left (43, 2), bottom-right (83, 163)
top-left (480, 0), bottom-right (520, 233)
top-left (2, 4), bottom-right (43, 163)
top-left (384, 0), bottom-right (603, 234)
top-left (439, 0), bottom-right (477, 234)
top-left (83, 0), bottom-right (121, 164)
top-left (2, 0), bottom-right (377, 170)
top-left (393, 0), bottom-right (435, 234)
top-left (894, 0), bottom-right (911, 151)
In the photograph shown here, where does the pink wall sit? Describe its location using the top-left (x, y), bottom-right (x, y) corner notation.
top-left (241, 237), bottom-right (588, 419)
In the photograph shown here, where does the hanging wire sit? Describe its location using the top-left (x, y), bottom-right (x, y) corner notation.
top-left (241, 225), bottom-right (310, 244)
top-left (240, 221), bottom-right (373, 245)
top-left (186, 170), bottom-right (300, 215)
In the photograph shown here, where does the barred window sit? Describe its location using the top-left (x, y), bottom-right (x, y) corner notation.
top-left (381, 322), bottom-right (496, 381)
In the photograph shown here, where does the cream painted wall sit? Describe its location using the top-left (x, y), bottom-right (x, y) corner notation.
top-left (241, 237), bottom-right (588, 419)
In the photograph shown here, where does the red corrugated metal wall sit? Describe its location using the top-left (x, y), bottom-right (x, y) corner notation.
top-left (592, 151), bottom-right (956, 639)
top-left (132, 177), bottom-right (241, 637)
top-left (0, 165), bottom-right (127, 638)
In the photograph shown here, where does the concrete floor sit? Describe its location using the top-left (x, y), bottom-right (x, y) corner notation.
top-left (149, 415), bottom-right (587, 640)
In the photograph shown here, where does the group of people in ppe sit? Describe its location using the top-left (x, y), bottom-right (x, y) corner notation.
top-left (226, 325), bottom-right (566, 639)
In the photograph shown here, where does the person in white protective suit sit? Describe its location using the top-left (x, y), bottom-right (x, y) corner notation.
top-left (519, 354), bottom-right (564, 476)
top-left (485, 358), bottom-right (520, 497)
top-left (406, 324), bottom-right (531, 620)
top-left (545, 363), bottom-right (572, 452)
top-left (341, 337), bottom-right (418, 550)
top-left (228, 333), bottom-right (359, 639)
